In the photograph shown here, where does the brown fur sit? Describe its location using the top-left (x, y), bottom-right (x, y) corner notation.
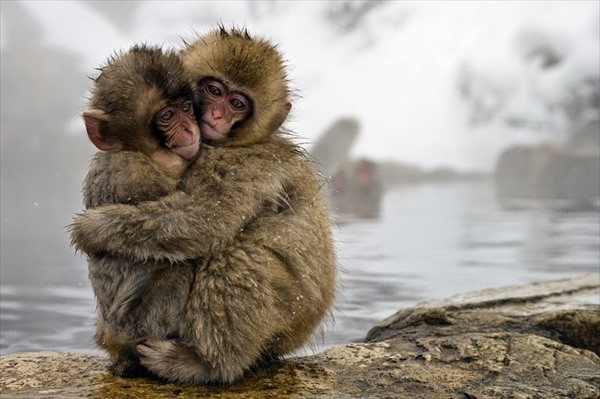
top-left (70, 27), bottom-right (336, 385)
top-left (182, 26), bottom-right (291, 147)
top-left (85, 44), bottom-right (199, 160)
top-left (75, 45), bottom-right (200, 376)
top-left (83, 152), bottom-right (195, 377)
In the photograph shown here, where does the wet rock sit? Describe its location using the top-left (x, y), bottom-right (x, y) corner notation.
top-left (1, 273), bottom-right (599, 398)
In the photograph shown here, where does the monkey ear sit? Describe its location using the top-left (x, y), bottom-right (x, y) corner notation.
top-left (270, 101), bottom-right (292, 132)
top-left (82, 110), bottom-right (121, 151)
top-left (178, 49), bottom-right (187, 61)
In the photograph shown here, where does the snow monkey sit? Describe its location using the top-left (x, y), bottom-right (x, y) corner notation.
top-left (71, 27), bottom-right (336, 385)
top-left (81, 44), bottom-right (201, 205)
top-left (76, 44), bottom-right (202, 377)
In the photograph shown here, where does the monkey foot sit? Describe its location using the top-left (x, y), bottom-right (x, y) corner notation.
top-left (109, 358), bottom-right (148, 378)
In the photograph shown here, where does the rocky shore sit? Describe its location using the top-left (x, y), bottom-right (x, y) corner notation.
top-left (1, 273), bottom-right (598, 399)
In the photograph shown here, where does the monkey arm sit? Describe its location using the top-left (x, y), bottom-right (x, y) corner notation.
top-left (70, 144), bottom-right (297, 262)
top-left (71, 190), bottom-right (259, 262)
top-left (84, 151), bottom-right (178, 208)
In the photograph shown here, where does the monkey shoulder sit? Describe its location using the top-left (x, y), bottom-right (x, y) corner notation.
top-left (187, 143), bottom-right (316, 184)
top-left (178, 143), bottom-right (324, 214)
top-left (83, 151), bottom-right (178, 208)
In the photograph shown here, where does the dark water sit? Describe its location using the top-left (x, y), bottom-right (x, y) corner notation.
top-left (1, 180), bottom-right (599, 356)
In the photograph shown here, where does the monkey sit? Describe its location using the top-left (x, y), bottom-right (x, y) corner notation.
top-left (181, 27), bottom-right (291, 147)
top-left (76, 44), bottom-right (203, 377)
top-left (71, 27), bottom-right (336, 385)
top-left (81, 43), bottom-right (201, 210)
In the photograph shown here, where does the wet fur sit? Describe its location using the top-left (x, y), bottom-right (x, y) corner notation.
top-left (72, 141), bottom-right (335, 384)
top-left (71, 27), bottom-right (336, 385)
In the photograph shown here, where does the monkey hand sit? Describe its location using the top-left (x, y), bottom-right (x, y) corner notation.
top-left (69, 210), bottom-right (98, 252)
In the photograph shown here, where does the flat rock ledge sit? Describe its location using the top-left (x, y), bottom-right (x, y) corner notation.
top-left (2, 273), bottom-right (599, 399)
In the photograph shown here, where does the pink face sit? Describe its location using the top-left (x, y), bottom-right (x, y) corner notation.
top-left (155, 98), bottom-right (201, 160)
top-left (199, 79), bottom-right (251, 141)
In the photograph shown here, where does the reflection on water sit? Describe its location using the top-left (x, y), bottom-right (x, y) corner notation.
top-left (1, 180), bottom-right (599, 355)
top-left (325, 179), bottom-right (599, 348)
top-left (1, 285), bottom-right (99, 355)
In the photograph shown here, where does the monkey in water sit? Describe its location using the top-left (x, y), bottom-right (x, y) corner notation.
top-left (76, 44), bottom-right (203, 376)
top-left (71, 27), bottom-right (336, 385)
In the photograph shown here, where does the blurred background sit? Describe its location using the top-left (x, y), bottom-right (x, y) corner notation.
top-left (1, 1), bottom-right (598, 356)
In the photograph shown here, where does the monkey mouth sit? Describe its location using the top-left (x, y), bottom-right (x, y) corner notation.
top-left (171, 141), bottom-right (200, 160)
top-left (201, 121), bottom-right (228, 141)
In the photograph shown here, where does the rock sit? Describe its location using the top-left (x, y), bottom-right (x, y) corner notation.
top-left (495, 143), bottom-right (600, 203)
top-left (2, 273), bottom-right (599, 398)
top-left (366, 273), bottom-right (600, 398)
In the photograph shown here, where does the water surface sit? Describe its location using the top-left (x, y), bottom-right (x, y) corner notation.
top-left (1, 180), bottom-right (599, 355)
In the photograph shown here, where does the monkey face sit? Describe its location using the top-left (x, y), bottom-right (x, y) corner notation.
top-left (154, 98), bottom-right (201, 161)
top-left (181, 27), bottom-right (292, 147)
top-left (84, 44), bottom-right (201, 178)
top-left (198, 78), bottom-right (251, 142)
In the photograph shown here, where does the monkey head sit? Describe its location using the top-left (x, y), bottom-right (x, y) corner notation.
top-left (181, 26), bottom-right (292, 147)
top-left (83, 44), bottom-right (201, 176)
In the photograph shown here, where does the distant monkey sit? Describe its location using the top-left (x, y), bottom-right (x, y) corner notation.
top-left (71, 27), bottom-right (336, 385)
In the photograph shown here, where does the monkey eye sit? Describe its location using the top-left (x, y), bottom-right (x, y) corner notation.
top-left (206, 81), bottom-right (223, 96)
top-left (159, 108), bottom-right (175, 121)
top-left (230, 95), bottom-right (249, 111)
top-left (182, 100), bottom-right (194, 114)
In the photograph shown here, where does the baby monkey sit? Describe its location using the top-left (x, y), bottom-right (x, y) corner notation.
top-left (72, 28), bottom-right (336, 385)
top-left (79, 44), bottom-right (202, 376)
top-left (82, 44), bottom-right (201, 206)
